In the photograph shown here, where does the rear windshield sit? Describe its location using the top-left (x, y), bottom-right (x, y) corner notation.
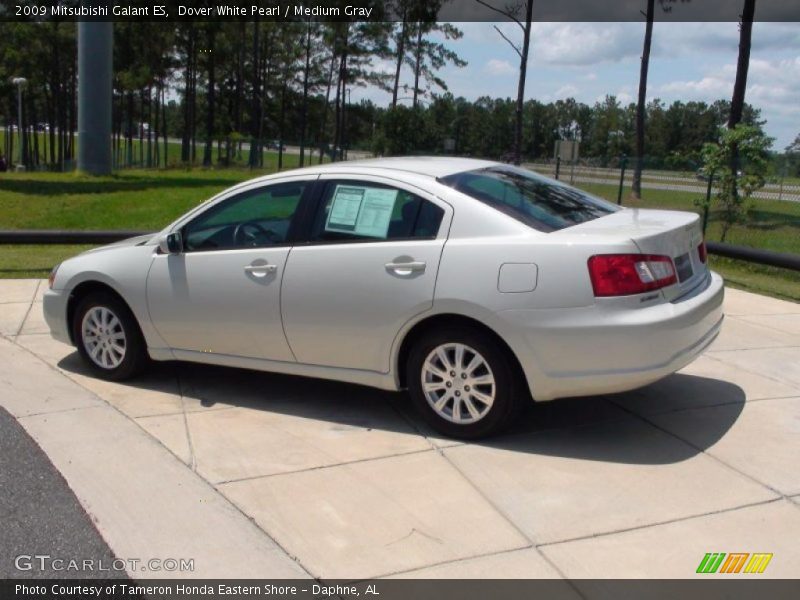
top-left (439, 166), bottom-right (620, 232)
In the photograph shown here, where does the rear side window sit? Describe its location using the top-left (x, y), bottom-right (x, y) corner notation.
top-left (439, 166), bottom-right (619, 232)
top-left (310, 180), bottom-right (444, 243)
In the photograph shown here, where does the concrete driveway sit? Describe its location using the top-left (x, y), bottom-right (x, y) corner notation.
top-left (1, 279), bottom-right (799, 580)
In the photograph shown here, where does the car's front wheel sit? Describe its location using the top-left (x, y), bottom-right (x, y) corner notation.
top-left (407, 328), bottom-right (524, 439)
top-left (72, 291), bottom-right (147, 381)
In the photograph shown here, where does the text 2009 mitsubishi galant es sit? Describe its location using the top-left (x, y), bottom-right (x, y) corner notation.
top-left (44, 157), bottom-right (724, 438)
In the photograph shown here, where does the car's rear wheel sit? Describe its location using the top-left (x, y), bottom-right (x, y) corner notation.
top-left (72, 291), bottom-right (147, 381)
top-left (407, 328), bottom-right (523, 439)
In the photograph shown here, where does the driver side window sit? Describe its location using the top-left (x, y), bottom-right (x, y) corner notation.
top-left (183, 181), bottom-right (306, 252)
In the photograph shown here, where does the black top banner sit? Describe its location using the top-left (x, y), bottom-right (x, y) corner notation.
top-left (1, 0), bottom-right (799, 22)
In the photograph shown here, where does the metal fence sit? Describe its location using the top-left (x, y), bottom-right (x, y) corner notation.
top-left (526, 159), bottom-right (800, 203)
top-left (1, 230), bottom-right (798, 273)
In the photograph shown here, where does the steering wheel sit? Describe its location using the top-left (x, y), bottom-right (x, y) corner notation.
top-left (233, 220), bottom-right (281, 247)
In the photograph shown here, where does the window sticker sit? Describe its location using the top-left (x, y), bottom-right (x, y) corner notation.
top-left (326, 186), bottom-right (364, 230)
top-left (325, 185), bottom-right (398, 238)
top-left (354, 188), bottom-right (398, 238)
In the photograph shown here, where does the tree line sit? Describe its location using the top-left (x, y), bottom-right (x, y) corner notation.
top-left (373, 94), bottom-right (769, 171)
top-left (0, 7), bottom-right (793, 175)
top-left (0, 2), bottom-right (466, 170)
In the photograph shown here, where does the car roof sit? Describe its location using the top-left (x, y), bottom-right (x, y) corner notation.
top-left (250, 156), bottom-right (502, 184)
top-left (323, 156), bottom-right (500, 178)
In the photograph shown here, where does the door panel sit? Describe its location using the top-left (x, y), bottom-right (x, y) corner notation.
top-left (280, 177), bottom-right (450, 372)
top-left (147, 248), bottom-right (293, 361)
top-left (145, 178), bottom-right (310, 362)
top-left (281, 240), bottom-right (444, 371)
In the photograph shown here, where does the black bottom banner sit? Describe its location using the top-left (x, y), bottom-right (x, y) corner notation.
top-left (3, 579), bottom-right (800, 600)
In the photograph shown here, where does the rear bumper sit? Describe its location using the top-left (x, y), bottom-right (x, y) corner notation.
top-left (43, 288), bottom-right (72, 345)
top-left (503, 271), bottom-right (725, 401)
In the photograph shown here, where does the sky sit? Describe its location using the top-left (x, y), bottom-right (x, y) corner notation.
top-left (356, 21), bottom-right (800, 151)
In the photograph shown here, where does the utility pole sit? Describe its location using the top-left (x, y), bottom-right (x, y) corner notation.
top-left (77, 5), bottom-right (113, 175)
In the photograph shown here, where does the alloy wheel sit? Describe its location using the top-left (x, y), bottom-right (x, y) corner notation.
top-left (420, 342), bottom-right (496, 424)
top-left (81, 306), bottom-right (127, 370)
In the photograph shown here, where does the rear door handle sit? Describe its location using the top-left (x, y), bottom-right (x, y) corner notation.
top-left (244, 264), bottom-right (277, 276)
top-left (385, 261), bottom-right (426, 275)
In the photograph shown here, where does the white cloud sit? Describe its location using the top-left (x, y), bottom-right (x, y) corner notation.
top-left (659, 76), bottom-right (731, 97)
top-left (739, 56), bottom-right (800, 118)
top-left (554, 84), bottom-right (579, 98)
top-left (455, 22), bottom-right (501, 44)
top-left (465, 22), bottom-right (642, 67)
top-left (651, 54), bottom-right (800, 148)
top-left (540, 84), bottom-right (581, 103)
top-left (652, 22), bottom-right (800, 58)
top-left (617, 92), bottom-right (634, 105)
top-left (657, 55), bottom-right (800, 119)
top-left (594, 91), bottom-right (634, 105)
top-left (530, 23), bottom-right (642, 66)
top-left (484, 58), bottom-right (516, 76)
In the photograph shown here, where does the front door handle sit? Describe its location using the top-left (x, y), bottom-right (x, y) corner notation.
top-left (385, 261), bottom-right (426, 275)
top-left (244, 264), bottom-right (277, 276)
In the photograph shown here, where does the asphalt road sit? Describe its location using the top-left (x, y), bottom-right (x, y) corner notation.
top-left (0, 407), bottom-right (121, 579)
top-left (526, 163), bottom-right (800, 202)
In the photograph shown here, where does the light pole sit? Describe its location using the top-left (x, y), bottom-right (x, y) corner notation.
top-left (11, 77), bottom-right (27, 169)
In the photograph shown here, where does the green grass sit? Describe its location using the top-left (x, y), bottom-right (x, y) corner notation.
top-left (0, 168), bottom-right (798, 302)
top-left (708, 255), bottom-right (800, 303)
top-left (0, 244), bottom-right (95, 278)
top-left (0, 168), bottom-right (268, 230)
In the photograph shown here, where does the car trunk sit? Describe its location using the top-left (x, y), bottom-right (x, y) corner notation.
top-left (558, 208), bottom-right (708, 302)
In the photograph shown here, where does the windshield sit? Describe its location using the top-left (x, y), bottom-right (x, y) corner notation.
top-left (439, 165), bottom-right (620, 232)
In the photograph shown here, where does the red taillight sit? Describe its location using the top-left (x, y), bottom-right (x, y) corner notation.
top-left (698, 240), bottom-right (707, 263)
top-left (588, 254), bottom-right (677, 297)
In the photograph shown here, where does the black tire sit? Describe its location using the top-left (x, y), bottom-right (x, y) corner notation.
top-left (406, 327), bottom-right (525, 439)
top-left (72, 291), bottom-right (148, 381)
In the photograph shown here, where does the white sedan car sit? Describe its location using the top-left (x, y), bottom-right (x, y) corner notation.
top-left (44, 157), bottom-right (724, 438)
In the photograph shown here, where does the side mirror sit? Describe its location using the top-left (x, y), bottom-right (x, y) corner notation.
top-left (159, 231), bottom-right (183, 255)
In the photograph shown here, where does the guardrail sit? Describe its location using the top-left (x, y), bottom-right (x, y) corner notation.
top-left (706, 242), bottom-right (800, 272)
top-left (1, 230), bottom-right (799, 273)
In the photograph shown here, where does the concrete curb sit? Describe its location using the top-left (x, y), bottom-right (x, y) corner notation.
top-left (0, 335), bottom-right (310, 580)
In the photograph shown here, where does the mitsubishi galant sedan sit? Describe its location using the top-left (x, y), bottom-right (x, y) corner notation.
top-left (44, 157), bottom-right (724, 438)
